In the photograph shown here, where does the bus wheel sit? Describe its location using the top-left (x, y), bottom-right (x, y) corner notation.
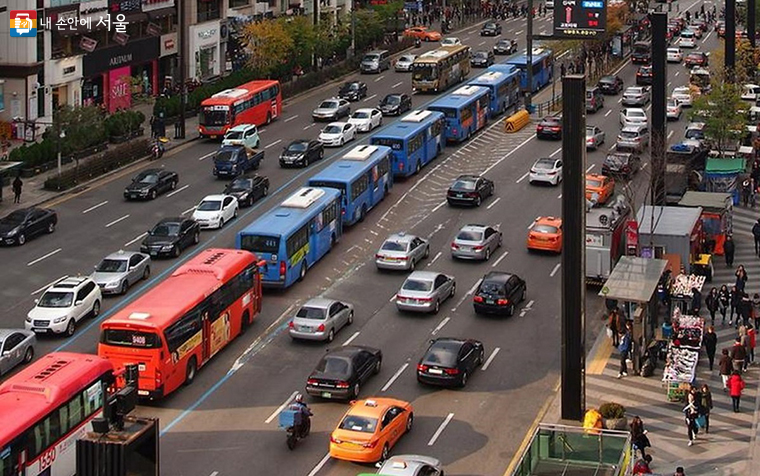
top-left (185, 357), bottom-right (198, 385)
top-left (265, 112), bottom-right (272, 125)
top-left (415, 161), bottom-right (421, 175)
top-left (299, 263), bottom-right (307, 282)
top-left (359, 205), bottom-right (367, 222)
top-left (240, 311), bottom-right (251, 334)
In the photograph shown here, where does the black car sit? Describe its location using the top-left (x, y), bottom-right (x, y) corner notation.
top-left (480, 21), bottom-right (502, 36)
top-left (536, 116), bottom-right (562, 140)
top-left (473, 271), bottom-right (527, 316)
top-left (447, 174), bottom-right (495, 207)
top-left (470, 50), bottom-right (495, 68)
top-left (597, 75), bottom-right (624, 94)
top-left (493, 38), bottom-right (517, 55)
top-left (0, 207), bottom-right (57, 246)
top-left (338, 81), bottom-right (368, 102)
top-left (636, 66), bottom-right (653, 85)
top-left (140, 217), bottom-right (200, 258)
top-left (306, 345), bottom-right (382, 400)
top-left (124, 168), bottom-right (179, 200)
top-left (378, 93), bottom-right (412, 116)
top-left (417, 338), bottom-right (484, 387)
top-left (280, 139), bottom-right (324, 167)
top-left (223, 174), bottom-right (270, 207)
top-left (602, 152), bottom-right (641, 179)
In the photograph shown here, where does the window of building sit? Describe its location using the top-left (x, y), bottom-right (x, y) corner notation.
top-left (197, 0), bottom-right (221, 22)
top-left (229, 0), bottom-right (247, 8)
top-left (0, 83), bottom-right (4, 112)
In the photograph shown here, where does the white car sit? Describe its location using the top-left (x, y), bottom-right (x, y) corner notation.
top-left (679, 30), bottom-right (697, 48)
top-left (318, 121), bottom-right (357, 147)
top-left (395, 54), bottom-right (416, 72)
top-left (529, 157), bottom-right (563, 186)
top-left (666, 47), bottom-right (683, 63)
top-left (672, 86), bottom-right (694, 106)
top-left (667, 98), bottom-right (682, 120)
top-left (622, 86), bottom-right (651, 106)
top-left (192, 194), bottom-right (238, 229)
top-left (348, 108), bottom-right (383, 132)
top-left (25, 276), bottom-right (102, 337)
top-left (741, 84), bottom-right (760, 101)
top-left (619, 108), bottom-right (648, 128)
top-left (222, 124), bottom-right (260, 149)
top-left (441, 37), bottom-right (462, 46)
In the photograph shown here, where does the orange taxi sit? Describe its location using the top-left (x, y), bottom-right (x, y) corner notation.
top-left (585, 173), bottom-right (615, 205)
top-left (403, 26), bottom-right (442, 42)
top-left (527, 216), bottom-right (563, 253)
top-left (329, 397), bottom-right (414, 463)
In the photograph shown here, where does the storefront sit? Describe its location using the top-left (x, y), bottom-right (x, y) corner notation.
top-left (159, 32), bottom-right (178, 91)
top-left (189, 20), bottom-right (221, 80)
top-left (47, 55), bottom-right (83, 110)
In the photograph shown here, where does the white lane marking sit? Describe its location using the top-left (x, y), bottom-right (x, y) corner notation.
top-left (667, 81), bottom-right (672, 87)
top-left (550, 263), bottom-right (561, 277)
top-left (284, 115), bottom-right (299, 123)
top-left (428, 251), bottom-right (443, 266)
top-left (586, 164), bottom-right (595, 173)
top-left (478, 40), bottom-right (486, 45)
top-left (381, 363), bottom-right (409, 391)
top-left (265, 139), bottom-right (282, 149)
top-left (392, 81), bottom-right (403, 88)
top-left (516, 171), bottom-right (530, 183)
top-left (487, 197), bottom-right (502, 209)
top-left (264, 391), bottom-right (299, 424)
top-left (604, 110), bottom-right (612, 117)
top-left (306, 453), bottom-right (331, 476)
top-left (642, 162), bottom-right (648, 169)
top-left (550, 147), bottom-right (562, 157)
top-left (374, 75), bottom-right (385, 82)
top-left (31, 275), bottom-right (68, 295)
top-left (82, 200), bottom-right (108, 214)
top-left (617, 97), bottom-right (622, 103)
top-left (363, 94), bottom-right (377, 103)
top-left (428, 413), bottom-right (455, 446)
top-left (430, 201), bottom-right (447, 214)
top-left (124, 232), bottom-right (148, 247)
top-left (210, 472), bottom-right (219, 476)
top-left (167, 184), bottom-right (189, 197)
top-left (482, 347), bottom-right (501, 370)
top-left (105, 214), bottom-right (130, 228)
top-left (674, 71), bottom-right (680, 77)
top-left (303, 124), bottom-right (315, 130)
top-left (558, 193), bottom-right (563, 199)
top-left (704, 31), bottom-right (713, 41)
top-left (516, 29), bottom-right (524, 34)
top-left (182, 206), bottom-right (196, 216)
top-left (492, 251), bottom-right (509, 267)
top-left (198, 151), bottom-right (215, 161)
top-left (432, 317), bottom-right (450, 335)
top-left (27, 248), bottom-right (62, 267)
top-left (342, 331), bottom-right (360, 346)
top-left (452, 279), bottom-right (482, 311)
top-left (668, 130), bottom-right (674, 139)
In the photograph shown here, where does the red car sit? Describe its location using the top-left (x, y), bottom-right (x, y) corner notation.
top-left (684, 52), bottom-right (708, 67)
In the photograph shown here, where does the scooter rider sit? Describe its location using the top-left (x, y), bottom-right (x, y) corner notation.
top-left (289, 394), bottom-right (313, 437)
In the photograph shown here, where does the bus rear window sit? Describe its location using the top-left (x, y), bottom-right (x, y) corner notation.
top-left (371, 138), bottom-right (403, 150)
top-left (240, 235), bottom-right (280, 254)
top-left (309, 180), bottom-right (347, 195)
top-left (428, 107), bottom-right (456, 118)
top-left (101, 329), bottom-right (161, 348)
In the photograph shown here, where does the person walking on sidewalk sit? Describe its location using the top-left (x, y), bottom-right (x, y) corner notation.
top-left (752, 219), bottom-right (760, 256)
top-left (741, 293), bottom-right (753, 328)
top-left (633, 455), bottom-right (653, 475)
top-left (719, 285), bottom-right (730, 324)
top-left (748, 324), bottom-right (756, 364)
top-left (704, 325), bottom-right (718, 370)
top-left (735, 265), bottom-right (748, 294)
top-left (731, 337), bottom-right (747, 373)
top-left (729, 286), bottom-right (740, 325)
top-left (740, 326), bottom-right (751, 370)
top-left (720, 348), bottom-right (732, 389)
top-left (674, 467), bottom-right (686, 476)
top-left (608, 308), bottom-right (624, 347)
top-left (753, 293), bottom-right (760, 329)
top-left (700, 384), bottom-right (713, 433)
top-left (12, 175), bottom-right (22, 204)
top-left (617, 328), bottom-right (632, 379)
top-left (683, 392), bottom-right (700, 446)
top-left (691, 287), bottom-right (702, 315)
top-left (724, 235), bottom-right (735, 267)
top-left (630, 416), bottom-right (651, 457)
top-left (705, 287), bottom-right (718, 325)
top-left (727, 370), bottom-right (746, 412)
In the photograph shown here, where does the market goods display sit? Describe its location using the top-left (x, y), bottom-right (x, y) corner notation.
top-left (670, 274), bottom-right (706, 297)
top-left (662, 346), bottom-right (699, 383)
top-left (671, 310), bottom-right (705, 350)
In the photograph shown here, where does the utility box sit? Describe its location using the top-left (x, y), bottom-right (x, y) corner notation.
top-left (76, 416), bottom-right (159, 476)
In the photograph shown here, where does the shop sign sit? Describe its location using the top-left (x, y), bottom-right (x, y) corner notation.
top-left (625, 220), bottom-right (639, 249)
top-left (586, 233), bottom-right (604, 247)
top-left (80, 36), bottom-right (98, 52)
top-left (109, 0), bottom-right (141, 13)
top-left (113, 31), bottom-right (129, 45)
top-left (79, 0), bottom-right (109, 24)
top-left (160, 31), bottom-right (177, 57)
top-left (147, 22), bottom-right (162, 36)
top-left (197, 28), bottom-right (217, 40)
top-left (141, 0), bottom-right (174, 11)
top-left (83, 36), bottom-right (159, 76)
top-left (108, 65), bottom-right (132, 113)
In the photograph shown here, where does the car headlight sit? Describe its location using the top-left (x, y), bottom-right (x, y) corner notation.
top-left (105, 281), bottom-right (121, 288)
top-left (53, 316), bottom-right (68, 324)
top-left (239, 192), bottom-right (249, 200)
top-left (25, 316), bottom-right (32, 322)
top-left (7, 226), bottom-right (19, 236)
top-left (161, 245), bottom-right (174, 251)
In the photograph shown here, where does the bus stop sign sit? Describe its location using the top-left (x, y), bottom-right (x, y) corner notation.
top-left (554, 0), bottom-right (607, 38)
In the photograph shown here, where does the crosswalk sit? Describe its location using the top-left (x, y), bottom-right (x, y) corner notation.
top-left (587, 205), bottom-right (758, 474)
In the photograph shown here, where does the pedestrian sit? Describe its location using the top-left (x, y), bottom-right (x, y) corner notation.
top-left (705, 287), bottom-right (718, 325)
top-left (740, 326), bottom-right (751, 370)
top-left (633, 454), bottom-right (653, 474)
top-left (724, 235), bottom-right (735, 267)
top-left (608, 309), bottom-right (621, 347)
top-left (617, 328), bottom-right (632, 379)
top-left (674, 467), bottom-right (686, 476)
top-left (753, 293), bottom-right (760, 329)
top-left (719, 348), bottom-right (732, 389)
top-left (682, 392), bottom-right (699, 446)
top-left (735, 265), bottom-right (748, 293)
top-left (700, 384), bottom-right (713, 433)
top-left (12, 175), bottom-right (22, 204)
top-left (691, 287), bottom-right (702, 315)
top-left (748, 324), bottom-right (756, 364)
top-left (727, 370), bottom-right (745, 412)
top-left (718, 285), bottom-right (730, 324)
top-left (740, 292), bottom-right (752, 328)
top-left (704, 325), bottom-right (718, 371)
top-left (630, 416), bottom-right (651, 457)
top-left (731, 337), bottom-right (747, 373)
top-left (752, 219), bottom-right (760, 256)
top-left (149, 115), bottom-right (156, 138)
top-left (560, 62), bottom-right (566, 77)
top-left (730, 286), bottom-right (740, 325)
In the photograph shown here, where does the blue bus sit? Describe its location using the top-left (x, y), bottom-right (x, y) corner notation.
top-left (468, 68), bottom-right (521, 117)
top-left (369, 110), bottom-right (445, 178)
top-left (426, 85), bottom-right (490, 143)
top-left (504, 48), bottom-right (554, 93)
top-left (307, 145), bottom-right (393, 226)
top-left (236, 187), bottom-right (342, 288)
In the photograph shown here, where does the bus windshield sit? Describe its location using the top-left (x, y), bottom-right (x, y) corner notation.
top-left (200, 107), bottom-right (229, 126)
top-left (413, 64), bottom-right (436, 80)
top-left (240, 235), bottom-right (280, 254)
top-left (101, 329), bottom-right (162, 348)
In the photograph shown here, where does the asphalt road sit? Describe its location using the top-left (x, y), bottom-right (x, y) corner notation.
top-left (0, 2), bottom-right (719, 474)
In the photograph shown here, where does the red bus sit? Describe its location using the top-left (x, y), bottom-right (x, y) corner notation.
top-left (98, 248), bottom-right (263, 399)
top-left (198, 80), bottom-right (282, 138)
top-left (0, 352), bottom-right (114, 476)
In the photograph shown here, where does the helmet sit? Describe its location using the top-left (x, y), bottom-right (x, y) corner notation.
top-left (295, 393), bottom-right (304, 403)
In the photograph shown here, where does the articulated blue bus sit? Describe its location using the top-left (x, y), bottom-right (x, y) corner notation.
top-left (426, 85), bottom-right (490, 143)
top-left (469, 67), bottom-right (521, 117)
top-left (307, 145), bottom-right (393, 226)
top-left (504, 48), bottom-right (554, 93)
top-left (369, 110), bottom-right (445, 178)
top-left (236, 187), bottom-right (342, 288)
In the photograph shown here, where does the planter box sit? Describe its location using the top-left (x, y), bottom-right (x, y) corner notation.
top-left (602, 417), bottom-right (628, 431)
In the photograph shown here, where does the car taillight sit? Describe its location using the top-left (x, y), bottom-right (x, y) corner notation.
top-left (375, 254), bottom-right (383, 259)
top-left (330, 435), bottom-right (343, 444)
top-left (537, 125), bottom-right (544, 131)
top-left (317, 323), bottom-right (326, 332)
top-left (473, 245), bottom-right (484, 251)
top-left (398, 256), bottom-right (409, 260)
top-left (468, 192), bottom-right (478, 198)
top-left (341, 208), bottom-right (346, 216)
top-left (497, 298), bottom-right (509, 305)
top-left (307, 378), bottom-right (318, 386)
top-left (452, 128), bottom-right (458, 135)
top-left (289, 321), bottom-right (295, 328)
top-left (550, 127), bottom-right (560, 131)
top-left (399, 162), bottom-right (404, 171)
top-left (473, 295), bottom-right (484, 303)
top-left (362, 440), bottom-right (378, 448)
top-left (417, 364), bottom-right (429, 372)
top-left (451, 242), bottom-right (459, 249)
top-left (417, 297), bottom-right (432, 302)
top-left (336, 381), bottom-right (350, 389)
top-left (279, 261), bottom-right (286, 277)
top-left (444, 368), bottom-right (460, 375)
top-left (155, 369), bottom-right (161, 386)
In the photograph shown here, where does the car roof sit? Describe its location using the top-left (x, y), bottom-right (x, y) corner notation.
top-left (200, 194), bottom-right (228, 201)
top-left (380, 455), bottom-right (442, 475)
top-left (157, 217), bottom-right (185, 225)
top-left (347, 398), bottom-right (409, 418)
top-left (102, 250), bottom-right (145, 261)
top-left (139, 168), bottom-right (164, 175)
top-left (301, 298), bottom-right (337, 309)
top-left (586, 173), bottom-right (607, 180)
top-left (535, 157), bottom-right (558, 165)
top-left (227, 124), bottom-right (255, 132)
top-left (624, 108), bottom-right (646, 114)
top-left (621, 124), bottom-right (647, 132)
top-left (482, 271), bottom-right (512, 283)
top-left (325, 345), bottom-right (378, 359)
top-left (354, 108), bottom-right (377, 114)
top-left (385, 232), bottom-right (417, 243)
top-left (48, 276), bottom-right (91, 291)
top-left (456, 174), bottom-right (482, 181)
top-left (535, 216), bottom-right (562, 226)
top-left (460, 224), bottom-right (489, 232)
top-left (406, 271), bottom-right (440, 281)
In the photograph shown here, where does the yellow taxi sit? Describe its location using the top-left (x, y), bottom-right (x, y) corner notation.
top-left (329, 397), bottom-right (414, 463)
top-left (403, 26), bottom-right (442, 42)
top-left (527, 216), bottom-right (563, 253)
top-left (585, 173), bottom-right (615, 205)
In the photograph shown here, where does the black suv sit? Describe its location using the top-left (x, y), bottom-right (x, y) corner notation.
top-left (378, 93), bottom-right (412, 116)
top-left (480, 21), bottom-right (502, 36)
top-left (338, 81), bottom-right (368, 102)
top-left (636, 66), bottom-right (653, 85)
top-left (473, 271), bottom-right (527, 316)
top-left (597, 75), bottom-right (624, 94)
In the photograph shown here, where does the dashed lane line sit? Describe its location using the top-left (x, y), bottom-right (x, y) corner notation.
top-left (264, 391), bottom-right (299, 424)
top-left (432, 317), bottom-right (451, 335)
top-left (428, 251), bottom-right (443, 266)
top-left (492, 251), bottom-right (509, 267)
top-left (27, 248), bottom-right (62, 267)
top-left (342, 331), bottom-right (360, 346)
top-left (381, 362), bottom-right (410, 392)
top-left (482, 347), bottom-right (501, 370)
top-left (550, 263), bottom-right (561, 277)
top-left (105, 214), bottom-right (130, 228)
top-left (124, 232), bottom-right (148, 248)
top-left (428, 413), bottom-right (455, 446)
top-left (167, 184), bottom-right (189, 197)
top-left (487, 197), bottom-right (502, 209)
top-left (82, 200), bottom-right (108, 214)
top-left (31, 275), bottom-right (68, 295)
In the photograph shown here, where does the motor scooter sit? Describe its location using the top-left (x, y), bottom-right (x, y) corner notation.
top-left (280, 409), bottom-right (311, 450)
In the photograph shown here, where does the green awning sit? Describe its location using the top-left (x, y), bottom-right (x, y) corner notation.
top-left (705, 157), bottom-right (745, 173)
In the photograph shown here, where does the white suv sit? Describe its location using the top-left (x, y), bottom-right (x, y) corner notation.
top-left (26, 277), bottom-right (102, 336)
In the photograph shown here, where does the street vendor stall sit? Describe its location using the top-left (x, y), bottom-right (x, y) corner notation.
top-left (703, 157), bottom-right (746, 205)
top-left (677, 191), bottom-right (733, 257)
top-left (663, 309), bottom-right (704, 402)
top-left (637, 206), bottom-right (707, 278)
top-left (669, 273), bottom-right (707, 313)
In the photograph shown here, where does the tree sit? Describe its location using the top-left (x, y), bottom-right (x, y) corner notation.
top-left (282, 16), bottom-right (316, 71)
top-left (690, 82), bottom-right (746, 156)
top-left (606, 3), bottom-right (629, 38)
top-left (354, 9), bottom-right (385, 51)
top-left (242, 20), bottom-right (294, 77)
top-left (735, 39), bottom-right (760, 84)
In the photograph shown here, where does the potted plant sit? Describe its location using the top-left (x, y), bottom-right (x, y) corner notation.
top-left (599, 402), bottom-right (627, 430)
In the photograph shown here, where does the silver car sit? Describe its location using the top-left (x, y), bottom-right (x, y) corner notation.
top-left (376, 455), bottom-right (444, 476)
top-left (0, 329), bottom-right (36, 376)
top-left (616, 124), bottom-right (650, 152)
top-left (375, 233), bottom-right (430, 271)
top-left (451, 224), bottom-right (502, 261)
top-left (396, 271), bottom-right (456, 314)
top-left (91, 250), bottom-right (151, 295)
top-left (289, 298), bottom-right (354, 342)
top-left (586, 126), bottom-right (606, 150)
top-left (622, 86), bottom-right (651, 106)
top-left (395, 54), bottom-right (416, 72)
top-left (312, 98), bottom-right (351, 122)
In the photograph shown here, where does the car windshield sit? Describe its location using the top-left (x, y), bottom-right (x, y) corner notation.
top-left (534, 159), bottom-right (556, 169)
top-left (457, 230), bottom-right (483, 241)
top-left (324, 125), bottom-right (342, 134)
top-left (296, 306), bottom-right (326, 320)
top-left (137, 173), bottom-right (159, 184)
top-left (363, 55), bottom-right (379, 62)
top-left (473, 52), bottom-right (488, 59)
top-left (151, 223), bottom-right (180, 236)
top-left (424, 342), bottom-right (460, 366)
top-left (316, 356), bottom-right (351, 375)
top-left (96, 259), bottom-right (128, 273)
top-left (225, 131), bottom-right (244, 140)
top-left (197, 200), bottom-right (222, 211)
top-left (402, 279), bottom-right (433, 292)
top-left (353, 111), bottom-right (370, 119)
top-left (216, 150), bottom-right (236, 162)
top-left (498, 40), bottom-right (510, 46)
top-left (399, 55), bottom-right (414, 62)
top-left (605, 154), bottom-right (628, 166)
top-left (586, 127), bottom-right (596, 136)
top-left (38, 291), bottom-right (74, 308)
top-left (382, 95), bottom-right (400, 105)
top-left (532, 224), bottom-right (558, 234)
top-left (228, 179), bottom-right (252, 191)
top-left (587, 179), bottom-right (602, 188)
top-left (3, 210), bottom-right (27, 224)
top-left (626, 88), bottom-right (642, 94)
top-left (381, 241), bottom-right (408, 252)
top-left (485, 22), bottom-right (496, 28)
top-left (600, 77), bottom-right (615, 83)
top-left (339, 415), bottom-right (377, 433)
top-left (686, 129), bottom-right (704, 139)
top-left (319, 101), bottom-right (338, 109)
top-left (480, 280), bottom-right (505, 294)
top-left (287, 142), bottom-right (308, 152)
top-left (452, 179), bottom-right (476, 190)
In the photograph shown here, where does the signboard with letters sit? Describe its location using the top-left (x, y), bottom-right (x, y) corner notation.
top-left (553, 0), bottom-right (607, 38)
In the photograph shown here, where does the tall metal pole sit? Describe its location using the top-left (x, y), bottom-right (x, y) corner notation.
top-left (350, 3), bottom-right (356, 57)
top-left (725, 0), bottom-right (736, 83)
top-left (651, 12), bottom-right (667, 206)
top-left (177, 0), bottom-right (186, 139)
top-left (560, 74), bottom-right (586, 422)
top-left (525, 0), bottom-right (533, 110)
top-left (748, 0), bottom-right (756, 48)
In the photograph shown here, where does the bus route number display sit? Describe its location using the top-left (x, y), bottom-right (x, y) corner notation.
top-left (553, 0), bottom-right (607, 38)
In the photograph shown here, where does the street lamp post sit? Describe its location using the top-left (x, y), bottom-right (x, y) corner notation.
top-left (57, 128), bottom-right (66, 178)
